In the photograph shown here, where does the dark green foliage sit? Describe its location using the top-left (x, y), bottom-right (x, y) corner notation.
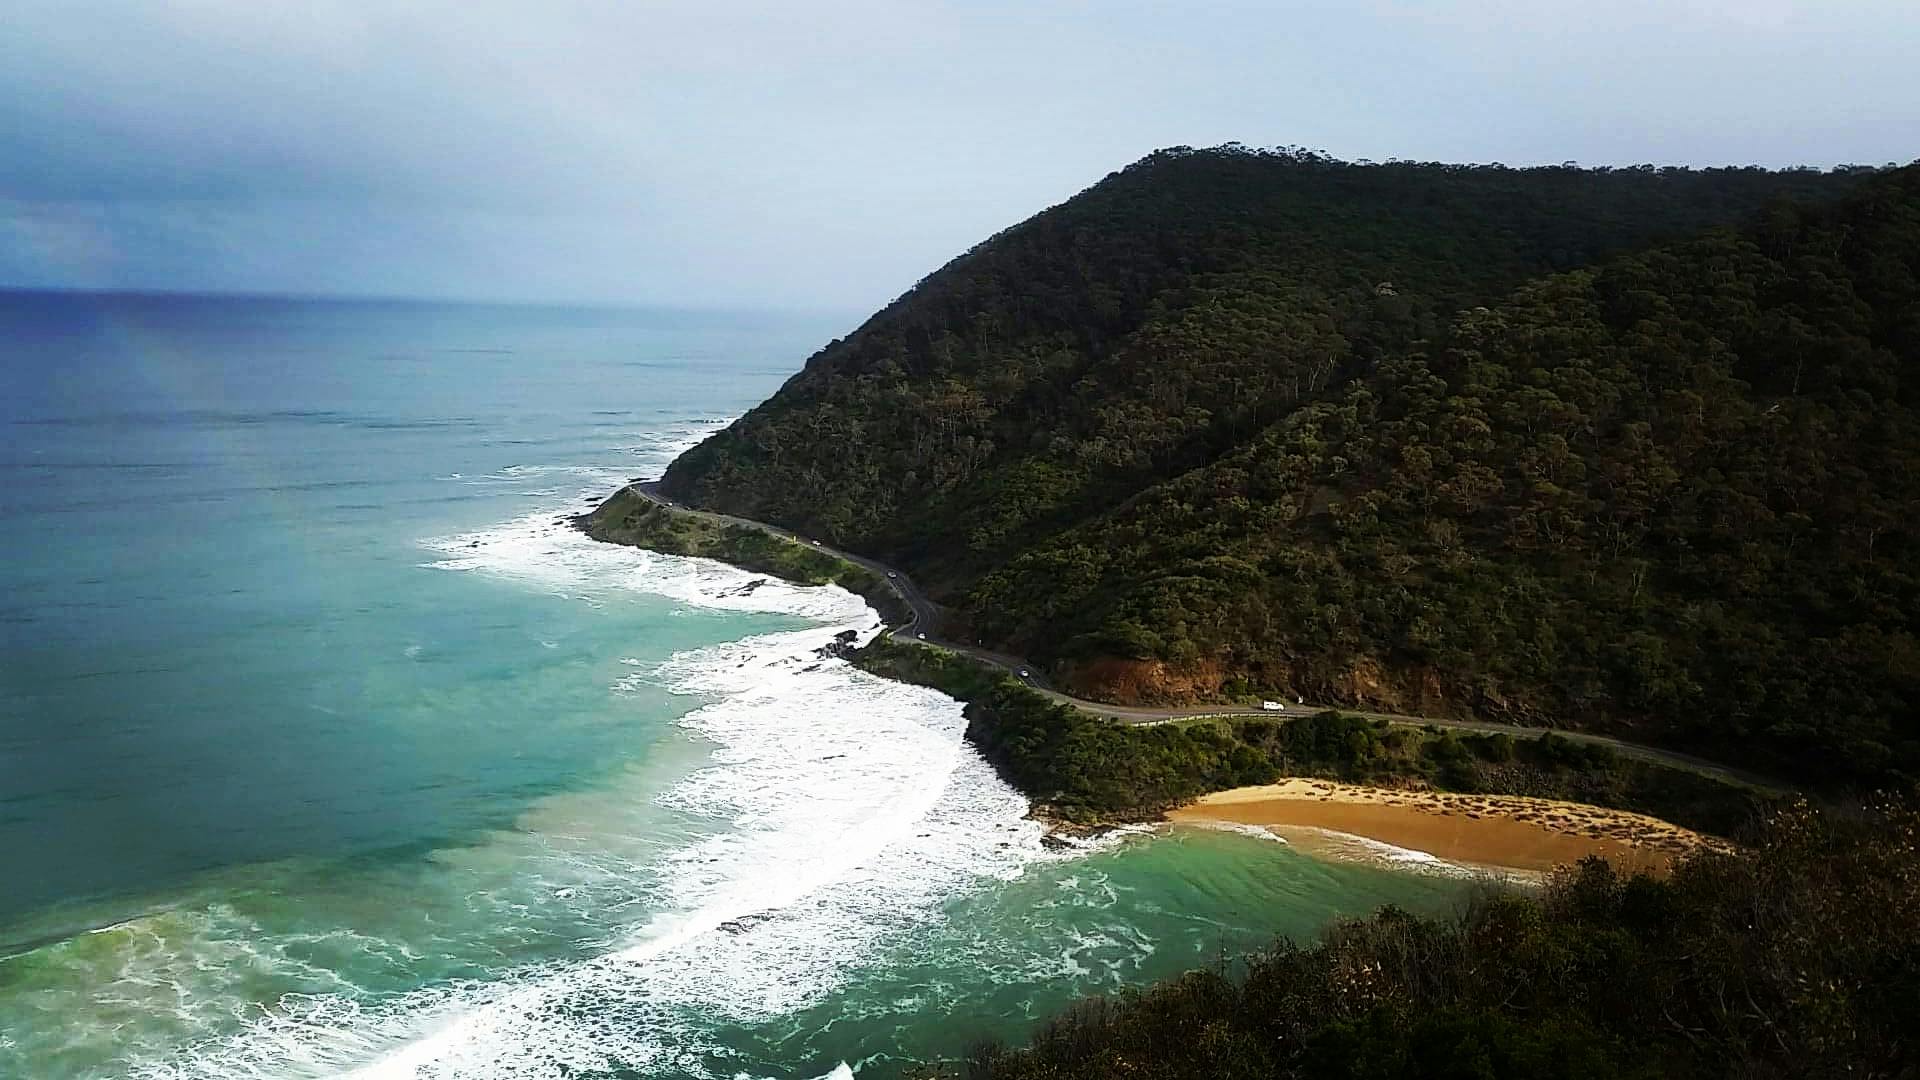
top-left (961, 799), bottom-right (1920, 1080)
top-left (576, 489), bottom-right (910, 624)
top-left (664, 147), bottom-right (1919, 788)
top-left (1301, 1007), bottom-right (1658, 1080)
top-left (1528, 732), bottom-right (1616, 772)
top-left (667, 148), bottom-right (1866, 580)
top-left (850, 633), bottom-right (1009, 701)
top-left (962, 684), bottom-right (1268, 820)
top-left (855, 639), bottom-right (1767, 833)
top-left (969, 167), bottom-right (1920, 786)
top-left (858, 635), bottom-right (1271, 820)
top-left (1467, 732), bottom-right (1517, 763)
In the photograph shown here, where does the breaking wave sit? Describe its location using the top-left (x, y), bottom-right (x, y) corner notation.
top-left (95, 493), bottom-right (1066, 1078)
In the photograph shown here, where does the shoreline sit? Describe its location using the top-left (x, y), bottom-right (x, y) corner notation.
top-left (1167, 779), bottom-right (1731, 875)
top-left (577, 485), bottom-right (1759, 875)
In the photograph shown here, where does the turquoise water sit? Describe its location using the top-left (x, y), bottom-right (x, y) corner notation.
top-left (0, 292), bottom-right (1474, 1078)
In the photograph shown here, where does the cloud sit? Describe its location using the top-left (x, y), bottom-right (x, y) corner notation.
top-left (1, 1), bottom-right (1916, 308)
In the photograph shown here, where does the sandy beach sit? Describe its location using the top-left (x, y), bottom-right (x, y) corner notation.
top-left (1168, 779), bottom-right (1729, 875)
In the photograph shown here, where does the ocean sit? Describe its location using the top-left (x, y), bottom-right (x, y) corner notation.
top-left (0, 291), bottom-right (1472, 1078)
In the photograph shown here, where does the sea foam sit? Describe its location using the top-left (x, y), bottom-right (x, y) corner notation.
top-left (1284, 827), bottom-right (1488, 879)
top-left (133, 491), bottom-right (1066, 1079)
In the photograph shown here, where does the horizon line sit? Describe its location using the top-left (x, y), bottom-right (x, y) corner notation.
top-left (0, 283), bottom-right (862, 321)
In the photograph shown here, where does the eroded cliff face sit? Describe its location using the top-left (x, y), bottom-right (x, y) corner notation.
top-left (1058, 657), bottom-right (1229, 705)
top-left (1059, 650), bottom-right (1555, 726)
top-left (1329, 657), bottom-right (1458, 716)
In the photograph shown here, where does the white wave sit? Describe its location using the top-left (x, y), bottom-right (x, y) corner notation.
top-left (433, 407), bottom-right (734, 497)
top-left (610, 414), bottom-right (739, 477)
top-left (451, 463), bottom-right (634, 491)
top-left (129, 490), bottom-right (1062, 1078)
top-left (1345, 834), bottom-right (1455, 868)
top-left (1286, 827), bottom-right (1484, 879)
top-left (1188, 820), bottom-right (1290, 844)
top-left (307, 623), bottom-right (1060, 1079)
top-left (418, 508), bottom-right (869, 624)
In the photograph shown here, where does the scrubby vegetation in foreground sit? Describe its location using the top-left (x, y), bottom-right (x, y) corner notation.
top-left (942, 799), bottom-right (1920, 1080)
top-left (853, 637), bottom-right (1769, 835)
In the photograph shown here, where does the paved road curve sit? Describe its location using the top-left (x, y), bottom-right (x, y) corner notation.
top-left (623, 482), bottom-right (1784, 793)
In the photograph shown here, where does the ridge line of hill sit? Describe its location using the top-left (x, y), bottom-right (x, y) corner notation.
top-left (656, 148), bottom-right (1919, 791)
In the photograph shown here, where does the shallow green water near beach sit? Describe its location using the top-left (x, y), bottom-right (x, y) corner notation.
top-left (0, 292), bottom-right (1472, 1078)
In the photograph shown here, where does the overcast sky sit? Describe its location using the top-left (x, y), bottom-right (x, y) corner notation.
top-left (2, 1), bottom-right (1916, 311)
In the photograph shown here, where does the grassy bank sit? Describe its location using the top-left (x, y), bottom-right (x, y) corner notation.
top-left (853, 637), bottom-right (1776, 836)
top-left (577, 487), bottom-right (910, 625)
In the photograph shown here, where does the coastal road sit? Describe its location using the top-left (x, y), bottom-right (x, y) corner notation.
top-left (622, 482), bottom-right (1784, 793)
top-left (631, 479), bottom-right (950, 641)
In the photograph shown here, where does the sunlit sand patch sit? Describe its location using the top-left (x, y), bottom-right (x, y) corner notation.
top-left (1168, 779), bottom-right (1727, 876)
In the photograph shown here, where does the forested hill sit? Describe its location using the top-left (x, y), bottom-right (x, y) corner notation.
top-left (660, 147), bottom-right (1919, 786)
top-left (664, 149), bottom-right (1867, 572)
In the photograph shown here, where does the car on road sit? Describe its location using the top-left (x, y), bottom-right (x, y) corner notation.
top-left (886, 571), bottom-right (897, 578)
top-left (916, 632), bottom-right (926, 640)
top-left (1262, 700), bottom-right (1286, 711)
top-left (811, 539), bottom-right (821, 546)
top-left (1019, 669), bottom-right (1030, 678)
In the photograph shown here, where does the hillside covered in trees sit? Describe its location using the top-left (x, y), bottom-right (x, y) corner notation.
top-left (660, 148), bottom-right (1918, 786)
